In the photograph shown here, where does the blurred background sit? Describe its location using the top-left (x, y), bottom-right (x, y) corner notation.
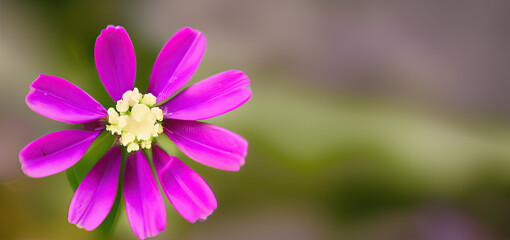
top-left (2, 0), bottom-right (510, 239)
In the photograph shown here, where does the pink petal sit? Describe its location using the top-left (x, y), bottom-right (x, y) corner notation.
top-left (163, 120), bottom-right (248, 171)
top-left (148, 27), bottom-right (206, 103)
top-left (152, 145), bottom-right (216, 223)
top-left (161, 70), bottom-right (251, 120)
top-left (124, 151), bottom-right (166, 239)
top-left (68, 145), bottom-right (121, 230)
top-left (19, 130), bottom-right (100, 178)
top-left (26, 75), bottom-right (107, 124)
top-left (95, 25), bottom-right (136, 102)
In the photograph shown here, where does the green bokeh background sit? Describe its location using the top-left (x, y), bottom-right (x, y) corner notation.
top-left (2, 0), bottom-right (510, 239)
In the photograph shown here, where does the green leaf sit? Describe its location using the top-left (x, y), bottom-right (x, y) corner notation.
top-left (66, 166), bottom-right (79, 191)
top-left (66, 131), bottom-right (116, 191)
top-left (154, 133), bottom-right (179, 156)
top-left (143, 148), bottom-right (159, 182)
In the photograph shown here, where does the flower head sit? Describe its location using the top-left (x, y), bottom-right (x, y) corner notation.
top-left (19, 25), bottom-right (250, 239)
top-left (106, 88), bottom-right (164, 151)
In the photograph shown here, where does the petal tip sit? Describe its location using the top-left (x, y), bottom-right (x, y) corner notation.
top-left (18, 148), bottom-right (38, 178)
top-left (181, 26), bottom-right (201, 34)
top-left (189, 205), bottom-right (216, 223)
top-left (68, 217), bottom-right (86, 231)
top-left (98, 25), bottom-right (127, 42)
top-left (103, 25), bottom-right (125, 33)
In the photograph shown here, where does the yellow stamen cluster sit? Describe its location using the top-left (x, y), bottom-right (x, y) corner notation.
top-left (106, 88), bottom-right (164, 152)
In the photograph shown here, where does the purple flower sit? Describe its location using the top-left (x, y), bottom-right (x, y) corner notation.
top-left (19, 26), bottom-right (250, 239)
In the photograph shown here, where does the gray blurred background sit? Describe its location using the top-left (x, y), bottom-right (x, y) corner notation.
top-left (2, 0), bottom-right (510, 239)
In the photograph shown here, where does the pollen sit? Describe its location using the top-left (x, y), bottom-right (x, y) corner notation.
top-left (106, 88), bottom-right (164, 152)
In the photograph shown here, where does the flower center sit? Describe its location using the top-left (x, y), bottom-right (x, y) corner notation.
top-left (106, 88), bottom-right (163, 152)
